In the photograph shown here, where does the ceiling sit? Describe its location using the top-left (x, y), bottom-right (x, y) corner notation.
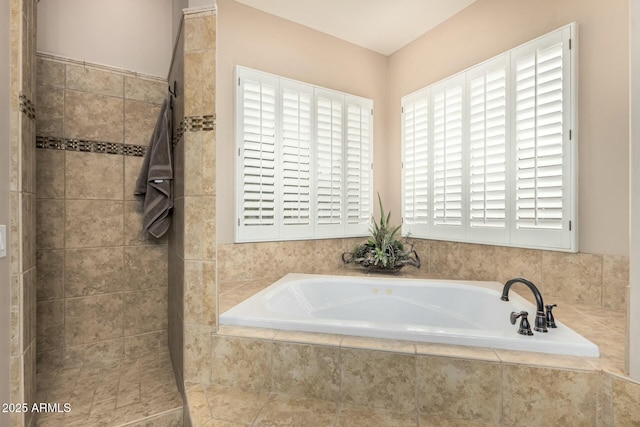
top-left (233, 0), bottom-right (477, 56)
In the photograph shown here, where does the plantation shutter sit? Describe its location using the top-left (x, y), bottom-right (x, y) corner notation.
top-left (345, 96), bottom-right (373, 234)
top-left (237, 71), bottom-right (278, 241)
top-left (431, 74), bottom-right (465, 239)
top-left (401, 91), bottom-right (430, 236)
top-left (467, 56), bottom-right (509, 244)
top-left (511, 26), bottom-right (574, 249)
top-left (316, 90), bottom-right (344, 237)
top-left (280, 82), bottom-right (314, 238)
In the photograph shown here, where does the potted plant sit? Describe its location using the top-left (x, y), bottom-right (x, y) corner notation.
top-left (342, 194), bottom-right (420, 273)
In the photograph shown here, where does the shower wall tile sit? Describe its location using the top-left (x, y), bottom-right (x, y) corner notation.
top-left (35, 84), bottom-right (64, 137)
top-left (36, 300), bottom-right (64, 353)
top-left (602, 255), bottom-right (629, 310)
top-left (501, 364), bottom-right (597, 426)
top-left (184, 260), bottom-right (203, 324)
top-left (173, 136), bottom-right (185, 200)
top-left (124, 100), bottom-right (162, 146)
top-left (65, 151), bottom-right (124, 200)
top-left (124, 330), bottom-right (168, 357)
top-left (341, 348), bottom-right (416, 412)
top-left (184, 131), bottom-right (203, 196)
top-left (35, 149), bottom-right (64, 199)
top-left (21, 117), bottom-right (36, 194)
top-left (202, 261), bottom-right (217, 326)
top-left (183, 196), bottom-right (203, 260)
top-left (124, 76), bottom-right (167, 105)
top-left (271, 342), bottom-right (341, 402)
top-left (123, 288), bottom-right (168, 336)
top-left (183, 50), bottom-right (216, 116)
top-left (64, 339), bottom-right (125, 367)
top-left (124, 156), bottom-right (144, 201)
top-left (37, 57), bottom-right (65, 88)
top-left (184, 324), bottom-right (213, 383)
top-left (64, 247), bottom-right (125, 296)
top-left (203, 197), bottom-right (216, 261)
top-left (65, 294), bottom-right (124, 346)
top-left (338, 405), bottom-right (417, 427)
top-left (36, 249), bottom-right (64, 301)
top-left (612, 376), bottom-right (640, 425)
top-left (21, 193), bottom-right (36, 269)
top-left (64, 90), bottom-right (124, 142)
top-left (65, 64), bottom-right (124, 97)
top-left (123, 201), bottom-right (168, 247)
top-left (541, 252), bottom-right (603, 305)
top-left (202, 131), bottom-right (216, 196)
top-left (184, 13), bottom-right (216, 53)
top-left (123, 245), bottom-right (168, 290)
top-left (416, 356), bottom-right (501, 422)
top-left (65, 199), bottom-right (123, 248)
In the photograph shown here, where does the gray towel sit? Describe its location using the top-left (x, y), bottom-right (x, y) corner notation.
top-left (134, 98), bottom-right (173, 238)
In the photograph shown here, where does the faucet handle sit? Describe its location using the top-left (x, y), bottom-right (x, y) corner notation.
top-left (510, 311), bottom-right (534, 336)
top-left (545, 304), bottom-right (557, 328)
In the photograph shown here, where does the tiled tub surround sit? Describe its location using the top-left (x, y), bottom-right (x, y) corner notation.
top-left (183, 270), bottom-right (638, 426)
top-left (35, 54), bottom-right (170, 369)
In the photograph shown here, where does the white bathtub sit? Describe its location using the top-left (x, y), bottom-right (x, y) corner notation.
top-left (220, 273), bottom-right (600, 357)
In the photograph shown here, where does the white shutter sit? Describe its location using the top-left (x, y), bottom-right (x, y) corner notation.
top-left (345, 96), bottom-right (373, 235)
top-left (431, 74), bottom-right (465, 239)
top-left (401, 91), bottom-right (430, 237)
top-left (511, 25), bottom-right (575, 250)
top-left (467, 56), bottom-right (509, 244)
top-left (237, 70), bottom-right (278, 241)
top-left (315, 90), bottom-right (344, 237)
top-left (280, 82), bottom-right (314, 238)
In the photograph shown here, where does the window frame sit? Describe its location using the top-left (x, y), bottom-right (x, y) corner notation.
top-left (235, 66), bottom-right (374, 243)
top-left (401, 22), bottom-right (577, 252)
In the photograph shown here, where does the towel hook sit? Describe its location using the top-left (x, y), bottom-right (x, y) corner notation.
top-left (168, 81), bottom-right (177, 98)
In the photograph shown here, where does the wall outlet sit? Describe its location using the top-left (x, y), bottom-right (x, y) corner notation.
top-left (0, 225), bottom-right (6, 258)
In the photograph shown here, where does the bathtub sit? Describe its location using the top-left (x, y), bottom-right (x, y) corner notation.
top-left (220, 273), bottom-right (600, 357)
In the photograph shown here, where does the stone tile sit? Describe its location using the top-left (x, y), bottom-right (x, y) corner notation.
top-left (184, 324), bottom-right (213, 384)
top-left (124, 245), bottom-right (168, 290)
top-left (204, 385), bottom-right (269, 425)
top-left (173, 137), bottom-right (184, 200)
top-left (597, 371), bottom-right (613, 427)
top-left (36, 198), bottom-right (64, 250)
top-left (184, 196), bottom-right (203, 260)
top-left (541, 251), bottom-right (603, 305)
top-left (36, 84), bottom-right (64, 137)
top-left (217, 243), bottom-right (255, 282)
top-left (253, 394), bottom-right (337, 427)
top-left (202, 260), bottom-right (217, 326)
top-left (65, 151), bottom-right (124, 200)
top-left (22, 193), bottom-right (36, 269)
top-left (123, 201), bottom-right (168, 246)
top-left (211, 335), bottom-right (272, 391)
top-left (22, 104), bottom-right (36, 194)
top-left (65, 294), bottom-right (123, 346)
top-left (65, 63), bottom-right (124, 97)
top-left (218, 326), bottom-right (278, 341)
top-left (123, 288), bottom-right (167, 336)
top-left (602, 255), bottom-right (629, 310)
top-left (125, 99), bottom-right (162, 146)
top-left (416, 356), bottom-right (501, 423)
top-left (457, 243), bottom-right (497, 281)
top-left (37, 57), bottom-right (65, 87)
top-left (341, 337), bottom-right (415, 354)
top-left (429, 240), bottom-right (462, 279)
top-left (341, 348), bottom-right (416, 412)
top-left (124, 155), bottom-right (144, 201)
top-left (125, 76), bottom-right (167, 104)
top-left (184, 50), bottom-right (216, 116)
top-left (271, 342), bottom-right (341, 402)
top-left (36, 149), bottom-right (64, 199)
top-left (417, 415), bottom-right (495, 426)
top-left (612, 376), bottom-right (640, 426)
top-left (64, 246), bottom-right (124, 296)
top-left (36, 249), bottom-right (64, 301)
top-left (495, 349), bottom-right (595, 371)
top-left (184, 13), bottom-right (216, 53)
top-left (184, 131), bottom-right (203, 196)
top-left (251, 241), bottom-right (302, 281)
top-left (272, 331), bottom-right (342, 347)
top-left (110, 391), bottom-right (182, 426)
top-left (313, 239), bottom-right (347, 273)
top-left (186, 384), bottom-right (214, 426)
top-left (36, 300), bottom-right (64, 353)
top-left (494, 246), bottom-right (542, 286)
top-left (337, 404), bottom-right (417, 427)
top-left (502, 364), bottom-right (597, 426)
top-left (9, 113), bottom-right (19, 193)
top-left (64, 90), bottom-right (124, 142)
top-left (414, 343), bottom-right (499, 362)
top-left (203, 130), bottom-right (216, 196)
top-left (65, 200), bottom-right (123, 248)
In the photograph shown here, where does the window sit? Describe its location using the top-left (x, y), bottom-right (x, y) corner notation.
top-left (236, 67), bottom-right (374, 242)
top-left (401, 23), bottom-right (577, 251)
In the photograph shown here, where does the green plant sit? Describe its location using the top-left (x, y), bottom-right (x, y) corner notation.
top-left (342, 194), bottom-right (420, 271)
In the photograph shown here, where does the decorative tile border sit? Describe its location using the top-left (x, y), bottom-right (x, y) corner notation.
top-left (36, 136), bottom-right (147, 157)
top-left (19, 94), bottom-right (36, 121)
top-left (172, 114), bottom-right (216, 146)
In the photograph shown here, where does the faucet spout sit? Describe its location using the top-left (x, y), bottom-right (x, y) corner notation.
top-left (501, 278), bottom-right (547, 333)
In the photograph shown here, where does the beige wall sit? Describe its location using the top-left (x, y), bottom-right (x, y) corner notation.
top-left (216, 0), bottom-right (390, 244)
top-left (0, 0), bottom-right (11, 423)
top-left (388, 0), bottom-right (630, 256)
top-left (218, 0), bottom-right (629, 256)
